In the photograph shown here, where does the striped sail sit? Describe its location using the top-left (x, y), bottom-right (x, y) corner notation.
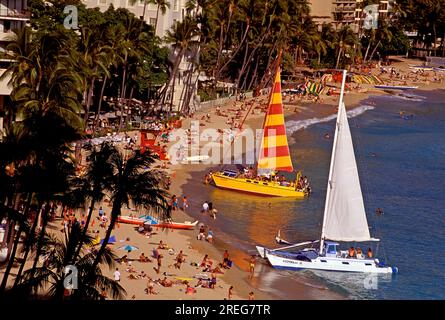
top-left (257, 67), bottom-right (293, 172)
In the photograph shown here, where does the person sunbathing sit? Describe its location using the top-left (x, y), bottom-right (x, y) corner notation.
top-left (126, 265), bottom-right (137, 273)
top-left (185, 284), bottom-right (197, 295)
top-left (158, 240), bottom-right (168, 249)
top-left (195, 278), bottom-right (210, 288)
top-left (143, 277), bottom-right (157, 294)
top-left (139, 253), bottom-right (151, 263)
top-left (212, 266), bottom-right (224, 274)
top-left (158, 277), bottom-right (173, 287)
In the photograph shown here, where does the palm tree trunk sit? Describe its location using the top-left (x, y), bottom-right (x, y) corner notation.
top-left (235, 43), bottom-right (250, 96)
top-left (83, 76), bottom-right (96, 130)
top-left (120, 53), bottom-right (129, 130)
top-left (94, 75), bottom-right (108, 131)
top-left (0, 193), bottom-right (32, 292)
top-left (432, 23), bottom-right (437, 57)
top-left (142, 0), bottom-right (148, 22)
top-left (155, 5), bottom-right (161, 35)
top-left (29, 201), bottom-right (51, 279)
top-left (336, 47), bottom-right (343, 69)
top-left (248, 57), bottom-right (260, 90)
top-left (364, 41), bottom-right (372, 62)
top-left (216, 22), bottom-right (251, 82)
top-left (89, 197), bottom-right (121, 276)
top-left (369, 40), bottom-right (381, 62)
top-left (159, 47), bottom-right (185, 110)
top-left (72, 199), bottom-right (96, 262)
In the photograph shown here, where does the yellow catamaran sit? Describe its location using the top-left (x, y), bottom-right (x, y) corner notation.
top-left (211, 65), bottom-right (310, 197)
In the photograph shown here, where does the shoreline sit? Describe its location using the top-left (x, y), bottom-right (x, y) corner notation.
top-left (2, 57), bottom-right (443, 300)
top-left (159, 57), bottom-right (444, 300)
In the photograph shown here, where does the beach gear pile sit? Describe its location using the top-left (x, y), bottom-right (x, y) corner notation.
top-left (351, 74), bottom-right (383, 85)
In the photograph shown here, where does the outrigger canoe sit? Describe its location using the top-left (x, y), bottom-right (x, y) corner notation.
top-left (148, 220), bottom-right (199, 230)
top-left (117, 216), bottom-right (146, 225)
top-left (117, 215), bottom-right (198, 230)
top-left (374, 85), bottom-right (418, 90)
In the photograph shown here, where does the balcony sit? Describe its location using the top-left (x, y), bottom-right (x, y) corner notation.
top-left (0, 9), bottom-right (29, 21)
top-left (334, 6), bottom-right (356, 12)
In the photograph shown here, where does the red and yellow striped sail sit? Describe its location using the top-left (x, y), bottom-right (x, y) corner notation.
top-left (257, 67), bottom-right (293, 172)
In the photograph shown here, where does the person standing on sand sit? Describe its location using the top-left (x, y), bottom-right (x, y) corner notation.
top-left (197, 225), bottom-right (206, 240)
top-left (228, 286), bottom-right (233, 300)
top-left (182, 196), bottom-right (189, 211)
top-left (114, 268), bottom-right (121, 282)
top-left (248, 292), bottom-right (255, 300)
top-left (154, 254), bottom-right (163, 274)
top-left (223, 250), bottom-right (230, 268)
top-left (207, 228), bottom-right (214, 243)
top-left (249, 255), bottom-right (256, 279)
top-left (202, 201), bottom-right (209, 213)
top-left (175, 250), bottom-right (184, 269)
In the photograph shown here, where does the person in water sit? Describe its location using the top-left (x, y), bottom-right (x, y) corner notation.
top-left (376, 207), bottom-right (384, 216)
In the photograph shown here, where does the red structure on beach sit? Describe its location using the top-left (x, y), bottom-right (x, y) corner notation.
top-left (140, 130), bottom-right (169, 160)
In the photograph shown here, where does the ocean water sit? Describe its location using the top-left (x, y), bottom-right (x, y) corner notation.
top-left (186, 89), bottom-right (445, 300)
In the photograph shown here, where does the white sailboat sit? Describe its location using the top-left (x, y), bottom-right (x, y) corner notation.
top-left (256, 70), bottom-right (398, 274)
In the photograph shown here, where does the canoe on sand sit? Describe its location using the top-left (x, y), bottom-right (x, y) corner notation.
top-left (117, 215), bottom-right (198, 230)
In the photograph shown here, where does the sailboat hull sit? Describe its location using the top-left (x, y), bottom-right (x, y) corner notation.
top-left (257, 246), bottom-right (396, 274)
top-left (211, 172), bottom-right (307, 197)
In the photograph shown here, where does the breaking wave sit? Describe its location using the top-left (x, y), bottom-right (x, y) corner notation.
top-left (286, 105), bottom-right (375, 134)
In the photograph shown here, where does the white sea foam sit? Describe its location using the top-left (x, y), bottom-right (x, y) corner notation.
top-left (389, 93), bottom-right (427, 102)
top-left (286, 105), bottom-right (375, 134)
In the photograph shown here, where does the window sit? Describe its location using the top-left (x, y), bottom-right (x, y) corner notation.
top-left (173, 0), bottom-right (178, 11)
top-left (4, 21), bottom-right (11, 32)
top-left (99, 0), bottom-right (107, 5)
top-left (149, 18), bottom-right (156, 26)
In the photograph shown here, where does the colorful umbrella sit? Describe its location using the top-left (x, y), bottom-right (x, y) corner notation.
top-left (100, 235), bottom-right (116, 245)
top-left (118, 245), bottom-right (139, 253)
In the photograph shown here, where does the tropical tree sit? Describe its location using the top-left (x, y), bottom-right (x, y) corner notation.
top-left (162, 16), bottom-right (200, 112)
top-left (5, 224), bottom-right (125, 300)
top-left (333, 25), bottom-right (358, 68)
top-left (88, 145), bottom-right (170, 275)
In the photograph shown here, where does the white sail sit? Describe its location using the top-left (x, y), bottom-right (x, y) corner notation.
top-left (322, 101), bottom-right (372, 242)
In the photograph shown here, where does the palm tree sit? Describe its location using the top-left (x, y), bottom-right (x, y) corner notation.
top-left (5, 225), bottom-right (125, 300)
top-left (153, 0), bottom-right (171, 35)
top-left (68, 143), bottom-right (115, 262)
top-left (334, 25), bottom-right (358, 68)
top-left (162, 16), bottom-right (200, 112)
top-left (132, 0), bottom-right (171, 34)
top-left (88, 145), bottom-right (170, 276)
top-left (78, 26), bottom-right (112, 130)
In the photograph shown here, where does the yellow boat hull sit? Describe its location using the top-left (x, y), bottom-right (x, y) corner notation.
top-left (211, 172), bottom-right (307, 198)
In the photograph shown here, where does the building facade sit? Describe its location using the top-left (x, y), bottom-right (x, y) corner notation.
top-left (82, 0), bottom-right (188, 38)
top-left (0, 0), bottom-right (29, 137)
top-left (309, 0), bottom-right (397, 33)
top-left (82, 0), bottom-right (198, 112)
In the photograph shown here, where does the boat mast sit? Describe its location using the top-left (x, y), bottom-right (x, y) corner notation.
top-left (319, 70), bottom-right (347, 254)
top-left (256, 50), bottom-right (283, 173)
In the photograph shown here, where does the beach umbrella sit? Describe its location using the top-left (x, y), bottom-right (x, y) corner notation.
top-left (118, 245), bottom-right (139, 253)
